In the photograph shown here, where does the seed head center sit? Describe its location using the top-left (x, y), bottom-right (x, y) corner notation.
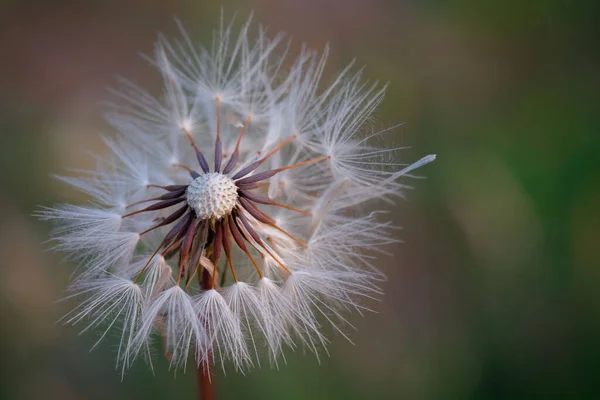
top-left (186, 173), bottom-right (238, 220)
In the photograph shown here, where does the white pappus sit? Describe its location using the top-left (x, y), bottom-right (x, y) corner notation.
top-left (37, 15), bottom-right (436, 376)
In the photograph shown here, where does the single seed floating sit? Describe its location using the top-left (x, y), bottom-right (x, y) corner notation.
top-left (186, 173), bottom-right (238, 220)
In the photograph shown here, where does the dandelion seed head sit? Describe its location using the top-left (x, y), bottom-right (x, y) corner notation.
top-left (37, 14), bottom-right (436, 376)
top-left (186, 173), bottom-right (238, 220)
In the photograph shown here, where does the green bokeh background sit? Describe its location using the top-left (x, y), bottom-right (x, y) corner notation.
top-left (1, 1), bottom-right (599, 399)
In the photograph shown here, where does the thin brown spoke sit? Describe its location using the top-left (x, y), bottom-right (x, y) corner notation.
top-left (259, 134), bottom-right (296, 164)
top-left (177, 217), bottom-right (200, 285)
top-left (134, 247), bottom-right (162, 284)
top-left (223, 116), bottom-right (252, 174)
top-left (275, 155), bottom-right (331, 173)
top-left (139, 204), bottom-right (188, 236)
top-left (121, 197), bottom-right (185, 219)
top-left (269, 224), bottom-right (308, 248)
top-left (173, 163), bottom-right (193, 172)
top-left (235, 211), bottom-right (292, 275)
top-left (235, 156), bottom-right (330, 186)
top-left (269, 202), bottom-right (312, 216)
top-left (210, 221), bottom-right (223, 288)
top-left (185, 222), bottom-right (209, 287)
top-left (238, 197), bottom-right (274, 224)
top-left (173, 163), bottom-right (200, 178)
top-left (233, 116), bottom-right (251, 153)
top-left (228, 213), bottom-right (263, 278)
top-left (221, 217), bottom-right (239, 283)
top-left (238, 199), bottom-right (308, 248)
top-left (231, 134), bottom-right (296, 180)
top-left (214, 97), bottom-right (222, 172)
top-left (125, 198), bottom-right (160, 210)
top-left (134, 212), bottom-right (193, 283)
top-left (266, 236), bottom-right (280, 252)
top-left (239, 189), bottom-right (312, 216)
top-left (236, 181), bottom-right (270, 190)
top-left (161, 237), bottom-right (183, 258)
top-left (125, 188), bottom-right (186, 209)
top-left (234, 209), bottom-right (262, 243)
top-left (253, 234), bottom-right (293, 276)
top-left (147, 184), bottom-right (188, 192)
top-left (235, 169), bottom-right (280, 187)
top-left (183, 128), bottom-right (210, 173)
top-left (222, 149), bottom-right (238, 175)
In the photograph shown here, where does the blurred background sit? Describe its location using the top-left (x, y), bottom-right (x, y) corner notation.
top-left (1, 0), bottom-right (599, 398)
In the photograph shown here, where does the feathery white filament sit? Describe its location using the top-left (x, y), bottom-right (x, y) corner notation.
top-left (61, 277), bottom-right (143, 374)
top-left (40, 15), bottom-right (436, 376)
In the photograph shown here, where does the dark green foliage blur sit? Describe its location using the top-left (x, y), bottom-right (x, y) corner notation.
top-left (1, 0), bottom-right (598, 398)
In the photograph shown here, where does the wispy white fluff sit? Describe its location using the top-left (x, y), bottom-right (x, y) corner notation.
top-left (41, 15), bottom-right (435, 375)
top-left (280, 272), bottom-right (330, 360)
top-left (61, 277), bottom-right (143, 375)
top-left (223, 282), bottom-right (269, 366)
top-left (125, 254), bottom-right (174, 297)
top-left (38, 205), bottom-right (139, 277)
top-left (195, 289), bottom-right (251, 372)
top-left (256, 278), bottom-right (296, 365)
top-left (37, 205), bottom-right (123, 238)
top-left (135, 286), bottom-right (206, 370)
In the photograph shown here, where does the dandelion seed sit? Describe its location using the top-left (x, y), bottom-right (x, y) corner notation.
top-left (39, 14), bottom-right (435, 379)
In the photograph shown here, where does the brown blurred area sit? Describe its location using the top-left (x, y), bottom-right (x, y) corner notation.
top-left (1, 0), bottom-right (599, 399)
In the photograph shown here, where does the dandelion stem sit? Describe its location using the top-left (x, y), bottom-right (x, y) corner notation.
top-left (196, 363), bottom-right (215, 400)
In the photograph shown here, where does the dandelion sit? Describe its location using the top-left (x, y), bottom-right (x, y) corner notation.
top-left (38, 14), bottom-right (435, 398)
